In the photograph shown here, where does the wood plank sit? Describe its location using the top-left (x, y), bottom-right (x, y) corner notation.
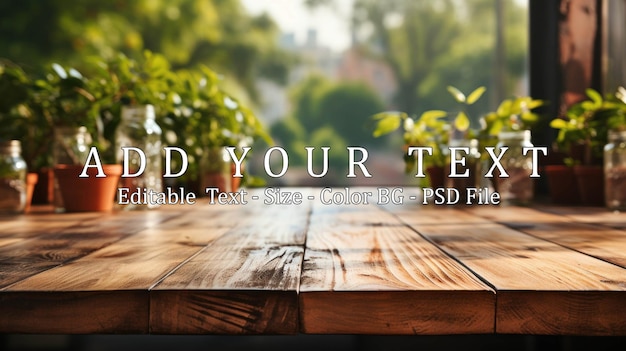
top-left (538, 205), bottom-right (626, 229)
top-left (0, 291), bottom-right (147, 334)
top-left (0, 210), bottom-right (180, 289)
top-left (1, 203), bottom-right (231, 334)
top-left (469, 206), bottom-right (626, 268)
top-left (150, 200), bottom-right (310, 334)
top-left (299, 203), bottom-right (494, 335)
top-left (391, 207), bottom-right (626, 335)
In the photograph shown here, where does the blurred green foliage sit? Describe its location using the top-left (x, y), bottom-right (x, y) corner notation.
top-left (272, 76), bottom-right (384, 171)
top-left (308, 0), bottom-right (528, 124)
top-left (0, 0), bottom-right (293, 100)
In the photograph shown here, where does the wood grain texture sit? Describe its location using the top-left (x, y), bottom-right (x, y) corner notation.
top-left (0, 291), bottom-right (147, 334)
top-left (300, 203), bottom-right (494, 335)
top-left (392, 207), bottom-right (626, 335)
top-left (0, 211), bottom-right (179, 289)
top-left (0, 205), bottom-right (231, 334)
top-left (469, 206), bottom-right (626, 268)
top-left (150, 201), bottom-right (310, 334)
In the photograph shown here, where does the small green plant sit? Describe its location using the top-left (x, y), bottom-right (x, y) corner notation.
top-left (550, 88), bottom-right (625, 165)
top-left (446, 85), bottom-right (486, 135)
top-left (479, 96), bottom-right (544, 150)
top-left (372, 110), bottom-right (448, 173)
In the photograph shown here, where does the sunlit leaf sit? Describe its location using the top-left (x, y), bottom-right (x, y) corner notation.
top-left (496, 99), bottom-right (513, 117)
top-left (447, 86), bottom-right (465, 103)
top-left (420, 110), bottom-right (447, 122)
top-left (525, 98), bottom-right (544, 110)
top-left (466, 86), bottom-right (486, 105)
top-left (454, 111), bottom-right (470, 131)
top-left (51, 63), bottom-right (67, 79)
top-left (549, 118), bottom-right (568, 129)
top-left (585, 88), bottom-right (603, 106)
top-left (373, 114), bottom-right (402, 137)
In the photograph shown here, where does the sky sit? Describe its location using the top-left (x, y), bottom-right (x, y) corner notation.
top-left (241, 0), bottom-right (354, 52)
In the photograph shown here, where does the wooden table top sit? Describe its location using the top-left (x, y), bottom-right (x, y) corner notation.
top-left (1, 187), bottom-right (626, 336)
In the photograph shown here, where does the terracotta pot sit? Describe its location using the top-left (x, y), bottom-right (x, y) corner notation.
top-left (53, 164), bottom-right (122, 212)
top-left (200, 172), bottom-right (229, 195)
top-left (573, 165), bottom-right (605, 206)
top-left (545, 165), bottom-right (580, 205)
top-left (24, 173), bottom-right (39, 213)
top-left (426, 166), bottom-right (446, 188)
top-left (32, 167), bottom-right (54, 204)
top-left (231, 163), bottom-right (243, 192)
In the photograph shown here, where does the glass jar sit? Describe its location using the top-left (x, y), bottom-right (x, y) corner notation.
top-left (52, 126), bottom-right (92, 212)
top-left (446, 138), bottom-right (480, 203)
top-left (199, 147), bottom-right (232, 194)
top-left (495, 130), bottom-right (534, 205)
top-left (0, 140), bottom-right (27, 213)
top-left (604, 130), bottom-right (626, 211)
top-left (53, 126), bottom-right (92, 165)
top-left (116, 105), bottom-right (163, 209)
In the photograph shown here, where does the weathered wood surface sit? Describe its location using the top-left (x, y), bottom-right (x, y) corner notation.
top-left (0, 204), bottom-right (221, 334)
top-left (300, 202), bottom-right (494, 335)
top-left (150, 201), bottom-right (310, 334)
top-left (469, 206), bottom-right (626, 269)
top-left (1, 188), bottom-right (626, 336)
top-left (389, 206), bottom-right (626, 335)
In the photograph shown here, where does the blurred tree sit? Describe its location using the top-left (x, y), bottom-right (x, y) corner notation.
top-left (315, 82), bottom-right (384, 146)
top-left (289, 74), bottom-right (333, 132)
top-left (0, 0), bottom-right (292, 100)
top-left (271, 76), bottom-right (383, 170)
top-left (307, 0), bottom-right (528, 125)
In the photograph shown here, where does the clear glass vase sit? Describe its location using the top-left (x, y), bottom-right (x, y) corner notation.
top-left (0, 140), bottom-right (27, 214)
top-left (495, 130), bottom-right (534, 205)
top-left (199, 147), bottom-right (232, 195)
top-left (115, 105), bottom-right (163, 210)
top-left (604, 130), bottom-right (626, 211)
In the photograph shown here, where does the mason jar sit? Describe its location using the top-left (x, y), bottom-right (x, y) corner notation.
top-left (53, 126), bottom-right (91, 166)
top-left (116, 105), bottom-right (163, 209)
top-left (495, 130), bottom-right (534, 205)
top-left (199, 146), bottom-right (232, 195)
top-left (604, 130), bottom-right (626, 211)
top-left (0, 140), bottom-right (27, 213)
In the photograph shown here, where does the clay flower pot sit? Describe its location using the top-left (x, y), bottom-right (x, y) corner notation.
top-left (53, 164), bottom-right (122, 212)
top-left (32, 168), bottom-right (54, 204)
top-left (573, 165), bottom-right (605, 206)
top-left (426, 165), bottom-right (446, 188)
top-left (544, 165), bottom-right (580, 205)
top-left (24, 173), bottom-right (39, 213)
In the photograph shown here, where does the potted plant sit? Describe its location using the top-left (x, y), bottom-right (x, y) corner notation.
top-left (373, 86), bottom-right (486, 190)
top-left (169, 67), bottom-right (270, 194)
top-left (372, 109), bottom-right (448, 187)
top-left (31, 63), bottom-right (122, 212)
top-left (550, 88), bottom-right (617, 205)
top-left (479, 96), bottom-right (545, 204)
top-left (86, 52), bottom-right (178, 208)
top-left (0, 60), bottom-right (40, 211)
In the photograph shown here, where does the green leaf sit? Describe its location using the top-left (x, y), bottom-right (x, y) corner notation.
top-left (585, 88), bottom-right (603, 106)
top-left (466, 86), bottom-right (486, 105)
top-left (525, 98), bottom-right (544, 110)
top-left (420, 110), bottom-right (447, 122)
top-left (447, 86), bottom-right (465, 103)
top-left (549, 118), bottom-right (568, 129)
top-left (496, 99), bottom-right (513, 117)
top-left (454, 111), bottom-right (470, 131)
top-left (520, 111), bottom-right (539, 124)
top-left (373, 114), bottom-right (402, 137)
